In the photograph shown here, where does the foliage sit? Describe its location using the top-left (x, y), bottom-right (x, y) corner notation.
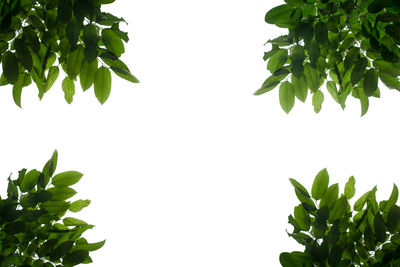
top-left (0, 150), bottom-right (104, 266)
top-left (256, 0), bottom-right (400, 116)
top-left (0, 0), bottom-right (138, 107)
top-left (281, 168), bottom-right (400, 266)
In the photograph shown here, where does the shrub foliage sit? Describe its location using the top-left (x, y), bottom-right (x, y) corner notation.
top-left (256, 0), bottom-right (400, 116)
top-left (0, 0), bottom-right (138, 106)
top-left (282, 169), bottom-right (400, 266)
top-left (0, 151), bottom-right (104, 266)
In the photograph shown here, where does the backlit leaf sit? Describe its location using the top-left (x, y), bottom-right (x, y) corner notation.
top-left (279, 81), bottom-right (295, 113)
top-left (344, 176), bottom-right (356, 199)
top-left (52, 171), bottom-right (83, 187)
top-left (94, 66), bottom-right (112, 104)
top-left (62, 76), bottom-right (75, 104)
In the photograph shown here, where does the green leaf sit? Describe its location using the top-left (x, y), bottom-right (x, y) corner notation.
top-left (267, 49), bottom-right (288, 73)
top-left (2, 51), bottom-right (19, 84)
top-left (69, 199), bottom-right (91, 212)
top-left (279, 81), bottom-right (295, 113)
top-left (344, 176), bottom-right (356, 199)
top-left (312, 90), bottom-right (324, 113)
top-left (110, 66), bottom-right (139, 83)
top-left (373, 60), bottom-right (400, 77)
top-left (294, 204), bottom-right (311, 231)
top-left (80, 59), bottom-right (98, 91)
top-left (77, 240), bottom-right (106, 251)
top-left (49, 241), bottom-right (74, 261)
top-left (379, 72), bottom-right (400, 91)
top-left (311, 169), bottom-right (329, 200)
top-left (102, 28), bottom-right (125, 57)
top-left (329, 196), bottom-right (347, 222)
top-left (354, 189), bottom-right (373, 211)
top-left (328, 245), bottom-right (343, 267)
top-left (14, 39), bottom-right (32, 71)
top-left (48, 187), bottom-right (77, 201)
top-left (254, 80), bottom-right (280, 95)
top-left (52, 171), bottom-right (83, 187)
top-left (289, 178), bottom-right (311, 201)
top-left (7, 177), bottom-right (18, 200)
top-left (265, 4), bottom-right (301, 28)
top-left (45, 66), bottom-right (59, 93)
top-left (63, 217), bottom-right (88, 226)
top-left (357, 86), bottom-right (369, 116)
top-left (284, 0), bottom-right (305, 7)
top-left (374, 213), bottom-right (386, 242)
top-left (20, 169), bottom-right (41, 192)
top-left (263, 46), bottom-right (279, 61)
top-left (62, 76), bottom-right (75, 104)
top-left (40, 200), bottom-right (70, 214)
top-left (326, 81), bottom-right (340, 104)
top-left (66, 46), bottom-right (84, 79)
top-left (94, 66), bottom-right (112, 104)
top-left (57, 0), bottom-right (72, 23)
top-left (315, 22), bottom-right (328, 44)
top-left (12, 73), bottom-right (25, 108)
top-left (383, 184), bottom-right (399, 214)
top-left (279, 252), bottom-right (311, 267)
top-left (351, 58), bottom-right (368, 85)
top-left (291, 74), bottom-right (308, 102)
top-left (363, 68), bottom-right (378, 96)
top-left (63, 250), bottom-right (89, 266)
top-left (320, 183), bottom-right (339, 209)
top-left (303, 63), bottom-right (320, 92)
top-left (291, 45), bottom-right (305, 78)
top-left (387, 206), bottom-right (400, 233)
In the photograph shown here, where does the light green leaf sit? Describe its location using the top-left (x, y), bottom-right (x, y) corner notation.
top-left (267, 49), bottom-right (288, 73)
top-left (102, 28), bottom-right (125, 57)
top-left (311, 168), bottom-right (329, 200)
top-left (62, 76), bottom-right (75, 104)
top-left (312, 90), bottom-right (324, 113)
top-left (320, 184), bottom-right (339, 209)
top-left (291, 74), bottom-right (308, 102)
top-left (12, 73), bottom-right (25, 108)
top-left (63, 217), bottom-right (88, 226)
top-left (303, 63), bottom-right (320, 92)
top-left (265, 4), bottom-right (301, 28)
top-left (279, 81), bottom-right (295, 113)
top-left (52, 171), bottom-right (83, 187)
top-left (344, 176), bottom-right (356, 199)
top-left (20, 169), bottom-right (41, 192)
top-left (40, 201), bottom-right (70, 214)
top-left (110, 66), bottom-right (139, 83)
top-left (94, 66), bottom-right (112, 104)
top-left (80, 59), bottom-right (98, 91)
top-left (69, 199), bottom-right (91, 212)
top-left (326, 81), bottom-right (340, 104)
top-left (294, 204), bottom-right (311, 231)
top-left (48, 187), bottom-right (77, 201)
top-left (76, 240), bottom-right (106, 251)
top-left (45, 66), bottom-right (59, 93)
top-left (379, 72), bottom-right (400, 91)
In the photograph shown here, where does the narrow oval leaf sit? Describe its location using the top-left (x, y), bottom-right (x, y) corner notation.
top-left (20, 169), bottom-right (41, 192)
top-left (303, 63), bottom-right (320, 92)
top-left (312, 90), bottom-right (324, 113)
top-left (265, 4), bottom-right (300, 28)
top-left (62, 76), bottom-right (75, 104)
top-left (102, 28), bottom-right (125, 57)
top-left (320, 184), bottom-right (339, 209)
top-left (48, 187), bottom-right (77, 201)
top-left (12, 74), bottom-right (25, 108)
top-left (63, 217), bottom-right (88, 226)
top-left (344, 176), bottom-right (356, 199)
top-left (311, 168), bottom-right (329, 200)
top-left (110, 66), bottom-right (139, 83)
top-left (77, 240), bottom-right (106, 251)
top-left (40, 201), bottom-right (70, 214)
top-left (291, 74), bottom-right (308, 102)
top-left (354, 190), bottom-right (372, 211)
top-left (329, 196), bottom-right (348, 222)
top-left (14, 39), bottom-right (32, 71)
top-left (267, 49), bottom-right (288, 73)
top-left (326, 81), bottom-right (340, 103)
top-left (69, 199), bottom-right (91, 212)
top-left (2, 52), bottom-right (19, 84)
top-left (52, 171), bottom-right (83, 187)
top-left (45, 66), bottom-right (59, 93)
top-left (294, 204), bottom-right (311, 231)
top-left (351, 58), bottom-right (368, 85)
top-left (94, 66), bottom-right (112, 104)
top-left (374, 213), bottom-right (386, 242)
top-left (80, 59), bottom-right (98, 91)
top-left (279, 81), bottom-right (295, 113)
top-left (291, 45), bottom-right (305, 78)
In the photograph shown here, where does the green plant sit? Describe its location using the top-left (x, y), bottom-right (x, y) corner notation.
top-left (281, 168), bottom-right (400, 266)
top-left (256, 0), bottom-right (400, 116)
top-left (0, 0), bottom-right (138, 106)
top-left (0, 150), bottom-right (104, 266)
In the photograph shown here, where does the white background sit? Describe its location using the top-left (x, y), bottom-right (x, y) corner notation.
top-left (2, 0), bottom-right (400, 266)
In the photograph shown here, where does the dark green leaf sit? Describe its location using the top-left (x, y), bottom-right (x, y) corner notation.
top-left (351, 58), bottom-right (368, 85)
top-left (57, 0), bottom-right (72, 22)
top-left (52, 171), bottom-right (83, 187)
top-left (363, 68), bottom-right (378, 96)
top-left (291, 45), bottom-right (305, 78)
top-left (14, 39), bottom-right (32, 71)
top-left (279, 81), bottom-right (295, 113)
top-left (329, 196), bottom-right (347, 222)
top-left (12, 73), bottom-right (25, 108)
top-left (374, 213), bottom-right (386, 242)
top-left (63, 250), bottom-right (89, 266)
top-left (94, 66), bottom-right (112, 104)
top-left (311, 168), bottom-right (329, 200)
top-left (379, 72), bottom-right (400, 91)
top-left (2, 51), bottom-right (19, 84)
top-left (49, 241), bottom-right (74, 262)
top-left (265, 4), bottom-right (301, 28)
top-left (387, 206), bottom-right (400, 233)
top-left (320, 183), bottom-right (339, 209)
top-left (328, 245), bottom-right (343, 267)
top-left (315, 22), bottom-right (328, 44)
top-left (40, 200), bottom-right (70, 213)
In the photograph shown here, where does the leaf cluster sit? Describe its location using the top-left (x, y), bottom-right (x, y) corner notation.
top-left (281, 169), bottom-right (400, 266)
top-left (1, 151), bottom-right (104, 266)
top-left (256, 0), bottom-right (400, 116)
top-left (0, 0), bottom-right (139, 107)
